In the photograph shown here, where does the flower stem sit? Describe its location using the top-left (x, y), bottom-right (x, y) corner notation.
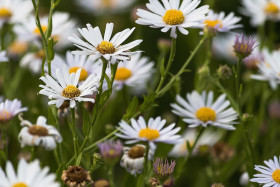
top-left (108, 165), bottom-right (115, 187)
top-left (70, 108), bottom-right (78, 163)
top-left (235, 58), bottom-right (242, 114)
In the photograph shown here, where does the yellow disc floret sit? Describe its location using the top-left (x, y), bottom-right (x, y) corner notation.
top-left (0, 8), bottom-right (12, 18)
top-left (0, 110), bottom-right (12, 123)
top-left (163, 9), bottom-right (185, 25)
top-left (273, 169), bottom-right (280, 183)
top-left (97, 41), bottom-right (116, 54)
top-left (62, 85), bottom-right (81, 99)
top-left (265, 2), bottom-right (279, 15)
top-left (139, 128), bottom-right (160, 140)
top-left (115, 67), bottom-right (132, 81)
top-left (28, 125), bottom-right (48, 136)
top-left (12, 183), bottom-right (28, 187)
top-left (69, 67), bottom-right (88, 81)
top-left (204, 20), bottom-right (223, 28)
top-left (33, 25), bottom-right (48, 35)
top-left (196, 107), bottom-right (216, 122)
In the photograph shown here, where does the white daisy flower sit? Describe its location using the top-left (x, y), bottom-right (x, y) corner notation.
top-left (18, 116), bottom-right (62, 150)
top-left (39, 66), bottom-right (100, 108)
top-left (171, 91), bottom-right (239, 130)
top-left (201, 10), bottom-right (242, 34)
top-left (121, 144), bottom-right (155, 175)
top-left (0, 0), bottom-right (32, 28)
top-left (75, 0), bottom-right (136, 15)
top-left (116, 116), bottom-right (183, 150)
top-left (168, 128), bottom-right (222, 158)
top-left (212, 33), bottom-right (236, 62)
top-left (240, 0), bottom-right (280, 27)
top-left (113, 54), bottom-right (154, 94)
top-left (251, 49), bottom-right (280, 90)
top-left (20, 50), bottom-right (46, 74)
top-left (135, 0), bottom-right (209, 38)
top-left (0, 99), bottom-right (27, 123)
top-left (250, 156), bottom-right (280, 186)
top-left (7, 40), bottom-right (29, 59)
top-left (15, 12), bottom-right (77, 49)
top-left (69, 23), bottom-right (142, 64)
top-left (0, 50), bottom-right (8, 62)
top-left (0, 159), bottom-right (59, 187)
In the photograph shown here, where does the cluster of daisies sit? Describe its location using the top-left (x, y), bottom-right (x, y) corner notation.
top-left (0, 0), bottom-right (280, 186)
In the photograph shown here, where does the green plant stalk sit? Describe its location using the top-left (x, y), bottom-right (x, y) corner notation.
top-left (156, 38), bottom-right (176, 93)
top-left (108, 165), bottom-right (115, 187)
top-left (137, 143), bottom-right (150, 187)
top-left (235, 58), bottom-right (242, 115)
top-left (70, 108), bottom-right (78, 163)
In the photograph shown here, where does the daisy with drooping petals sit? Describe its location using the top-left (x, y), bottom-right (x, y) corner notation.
top-left (0, 0), bottom-right (32, 28)
top-left (0, 159), bottom-right (59, 187)
top-left (113, 54), bottom-right (154, 93)
top-left (39, 67), bottom-right (100, 108)
top-left (18, 116), bottom-right (62, 150)
top-left (171, 91), bottom-right (239, 130)
top-left (0, 99), bottom-right (27, 124)
top-left (116, 116), bottom-right (183, 150)
top-left (240, 0), bottom-right (280, 26)
top-left (250, 156), bottom-right (280, 186)
top-left (201, 10), bottom-right (242, 34)
top-left (136, 0), bottom-right (209, 38)
top-left (69, 23), bottom-right (142, 64)
top-left (251, 49), bottom-right (280, 90)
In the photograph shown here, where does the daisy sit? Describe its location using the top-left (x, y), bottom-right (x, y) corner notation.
top-left (62, 166), bottom-right (93, 187)
top-left (202, 10), bottom-right (242, 34)
top-left (240, 0), bottom-right (280, 26)
top-left (20, 50), bottom-right (46, 74)
top-left (98, 140), bottom-right (123, 164)
top-left (0, 50), bottom-right (8, 62)
top-left (116, 116), bottom-right (182, 150)
top-left (18, 116), bottom-right (62, 150)
top-left (7, 40), bottom-right (28, 59)
top-left (0, 0), bottom-right (32, 28)
top-left (251, 156), bottom-right (280, 186)
top-left (121, 144), bottom-right (154, 175)
top-left (233, 34), bottom-right (258, 59)
top-left (0, 159), bottom-right (59, 187)
top-left (171, 91), bottom-right (239, 130)
top-left (135, 0), bottom-right (209, 38)
top-left (69, 23), bottom-right (142, 64)
top-left (113, 54), bottom-right (154, 93)
top-left (251, 49), bottom-right (280, 90)
top-left (75, 0), bottom-right (136, 15)
top-left (0, 99), bottom-right (27, 123)
top-left (15, 12), bottom-right (77, 49)
top-left (39, 66), bottom-right (100, 108)
top-left (168, 128), bottom-right (222, 157)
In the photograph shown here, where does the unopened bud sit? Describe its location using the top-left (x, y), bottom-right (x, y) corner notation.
top-left (217, 65), bottom-right (232, 80)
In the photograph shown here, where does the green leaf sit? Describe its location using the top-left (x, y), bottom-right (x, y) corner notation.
top-left (47, 38), bottom-right (55, 60)
top-left (55, 162), bottom-right (66, 180)
top-left (75, 152), bottom-right (83, 166)
top-left (104, 74), bottom-right (112, 91)
top-left (123, 96), bottom-right (139, 120)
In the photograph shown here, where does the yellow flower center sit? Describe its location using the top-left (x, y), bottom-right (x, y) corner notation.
top-left (69, 67), bottom-right (88, 81)
top-left (239, 44), bottom-right (248, 53)
top-left (128, 145), bottom-right (145, 159)
top-left (115, 67), bottom-right (132, 81)
top-left (96, 41), bottom-right (116, 54)
top-left (33, 25), bottom-right (48, 36)
top-left (265, 2), bottom-right (279, 15)
top-left (138, 128), bottom-right (160, 140)
top-left (28, 125), bottom-right (49, 136)
top-left (12, 182), bottom-right (28, 187)
top-left (0, 110), bottom-right (12, 123)
top-left (273, 169), bottom-right (280, 183)
top-left (196, 107), bottom-right (216, 122)
top-left (101, 0), bottom-right (115, 8)
top-left (204, 20), bottom-right (223, 28)
top-left (0, 7), bottom-right (12, 18)
top-left (163, 9), bottom-right (185, 25)
top-left (8, 41), bottom-right (28, 55)
top-left (62, 85), bottom-right (81, 99)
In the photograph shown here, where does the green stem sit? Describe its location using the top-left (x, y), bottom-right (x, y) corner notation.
top-left (156, 38), bottom-right (176, 93)
top-left (137, 143), bottom-right (150, 187)
top-left (235, 58), bottom-right (242, 114)
top-left (70, 108), bottom-right (78, 162)
top-left (108, 165), bottom-right (115, 187)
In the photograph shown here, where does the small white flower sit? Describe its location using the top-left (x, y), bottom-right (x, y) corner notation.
top-left (201, 10), bottom-right (242, 34)
top-left (75, 0), bottom-right (136, 15)
top-left (0, 0), bottom-right (32, 28)
top-left (39, 66), bottom-right (100, 108)
top-left (240, 0), bottom-right (280, 27)
top-left (69, 23), bottom-right (142, 64)
top-left (251, 49), bottom-right (280, 90)
top-left (18, 116), bottom-right (62, 150)
top-left (171, 91), bottom-right (239, 130)
top-left (0, 159), bottom-right (59, 187)
top-left (116, 116), bottom-right (183, 150)
top-left (113, 54), bottom-right (154, 94)
top-left (136, 0), bottom-right (209, 38)
top-left (240, 172), bottom-right (249, 186)
top-left (251, 156), bottom-right (280, 186)
top-left (121, 144), bottom-right (154, 175)
top-left (0, 99), bottom-right (27, 123)
top-left (168, 128), bottom-right (222, 158)
top-left (0, 50), bottom-right (8, 62)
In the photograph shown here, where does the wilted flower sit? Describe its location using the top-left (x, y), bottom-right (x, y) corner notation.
top-left (163, 178), bottom-right (175, 187)
top-left (233, 34), bottom-right (257, 59)
top-left (98, 140), bottom-right (123, 164)
top-left (149, 177), bottom-right (160, 187)
top-left (62, 166), bottom-right (93, 187)
top-left (217, 65), bottom-right (232, 80)
top-left (153, 158), bottom-right (176, 181)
